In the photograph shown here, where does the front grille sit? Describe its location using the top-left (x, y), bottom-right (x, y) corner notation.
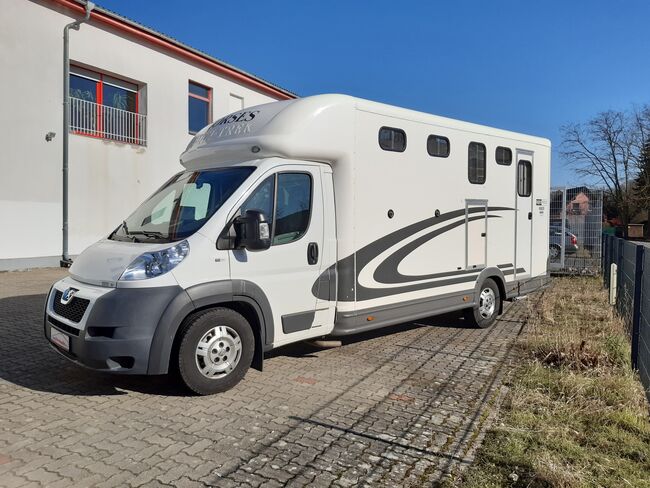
top-left (48, 315), bottom-right (80, 336)
top-left (53, 290), bottom-right (90, 323)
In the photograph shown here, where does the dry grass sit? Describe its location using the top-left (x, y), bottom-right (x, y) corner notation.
top-left (525, 277), bottom-right (629, 370)
top-left (450, 276), bottom-right (650, 488)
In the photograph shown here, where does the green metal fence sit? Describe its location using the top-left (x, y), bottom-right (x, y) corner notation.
top-left (602, 235), bottom-right (649, 399)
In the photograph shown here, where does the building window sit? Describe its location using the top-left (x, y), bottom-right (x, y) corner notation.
top-left (468, 142), bottom-right (486, 184)
top-left (495, 146), bottom-right (512, 165)
top-left (427, 135), bottom-right (450, 157)
top-left (69, 65), bottom-right (145, 145)
top-left (188, 81), bottom-right (212, 134)
top-left (517, 160), bottom-right (532, 196)
top-left (229, 93), bottom-right (245, 112)
top-left (378, 127), bottom-right (406, 152)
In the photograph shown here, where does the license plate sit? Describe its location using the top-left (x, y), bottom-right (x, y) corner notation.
top-left (50, 328), bottom-right (70, 351)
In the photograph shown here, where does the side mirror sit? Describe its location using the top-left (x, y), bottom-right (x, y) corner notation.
top-left (233, 210), bottom-right (271, 251)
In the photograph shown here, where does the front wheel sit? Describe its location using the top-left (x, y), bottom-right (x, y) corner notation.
top-left (177, 308), bottom-right (254, 395)
top-left (464, 278), bottom-right (501, 329)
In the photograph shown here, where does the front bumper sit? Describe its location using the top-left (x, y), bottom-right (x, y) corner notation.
top-left (44, 278), bottom-right (183, 374)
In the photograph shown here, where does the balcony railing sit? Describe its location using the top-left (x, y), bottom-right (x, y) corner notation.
top-left (69, 97), bottom-right (147, 146)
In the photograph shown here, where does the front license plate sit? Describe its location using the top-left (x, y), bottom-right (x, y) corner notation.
top-left (50, 328), bottom-right (70, 351)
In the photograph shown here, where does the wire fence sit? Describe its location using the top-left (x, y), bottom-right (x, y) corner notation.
top-left (602, 235), bottom-right (650, 401)
top-left (549, 187), bottom-right (603, 274)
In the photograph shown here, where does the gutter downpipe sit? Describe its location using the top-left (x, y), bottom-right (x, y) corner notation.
top-left (61, 1), bottom-right (94, 267)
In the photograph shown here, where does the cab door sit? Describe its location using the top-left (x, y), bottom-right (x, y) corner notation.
top-left (228, 163), bottom-right (330, 346)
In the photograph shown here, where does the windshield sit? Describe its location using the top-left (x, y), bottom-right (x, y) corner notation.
top-left (110, 167), bottom-right (254, 243)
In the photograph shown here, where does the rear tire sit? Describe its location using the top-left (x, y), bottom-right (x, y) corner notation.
top-left (177, 308), bottom-right (254, 395)
top-left (464, 278), bottom-right (501, 329)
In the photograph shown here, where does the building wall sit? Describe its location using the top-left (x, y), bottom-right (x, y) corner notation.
top-left (0, 0), bottom-right (282, 269)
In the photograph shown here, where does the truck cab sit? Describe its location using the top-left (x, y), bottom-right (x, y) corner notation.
top-left (45, 154), bottom-right (338, 394)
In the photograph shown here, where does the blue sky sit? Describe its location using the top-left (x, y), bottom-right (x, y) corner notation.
top-left (99, 0), bottom-right (650, 186)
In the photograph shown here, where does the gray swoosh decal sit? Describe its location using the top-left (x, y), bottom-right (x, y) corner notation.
top-left (373, 214), bottom-right (500, 284)
top-left (312, 206), bottom-right (514, 302)
top-left (503, 267), bottom-right (526, 276)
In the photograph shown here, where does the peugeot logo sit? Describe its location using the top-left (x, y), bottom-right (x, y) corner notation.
top-left (60, 288), bottom-right (78, 305)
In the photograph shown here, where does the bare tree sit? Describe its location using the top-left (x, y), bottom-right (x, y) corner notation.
top-left (561, 109), bottom-right (641, 236)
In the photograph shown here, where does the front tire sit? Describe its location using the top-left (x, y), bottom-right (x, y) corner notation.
top-left (177, 308), bottom-right (254, 395)
top-left (464, 278), bottom-right (501, 329)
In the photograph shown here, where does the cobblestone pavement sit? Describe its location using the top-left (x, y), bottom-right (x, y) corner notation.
top-left (0, 268), bottom-right (529, 487)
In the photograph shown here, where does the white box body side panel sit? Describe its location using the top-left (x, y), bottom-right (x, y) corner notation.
top-left (179, 94), bottom-right (551, 317)
top-left (341, 107), bottom-right (550, 311)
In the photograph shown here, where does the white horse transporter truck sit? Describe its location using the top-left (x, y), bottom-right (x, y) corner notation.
top-left (45, 95), bottom-right (550, 395)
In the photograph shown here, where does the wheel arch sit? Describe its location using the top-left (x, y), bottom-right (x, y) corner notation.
top-left (474, 267), bottom-right (506, 315)
top-left (147, 280), bottom-right (274, 375)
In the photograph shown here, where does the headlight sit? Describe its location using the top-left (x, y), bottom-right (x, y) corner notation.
top-left (120, 240), bottom-right (190, 281)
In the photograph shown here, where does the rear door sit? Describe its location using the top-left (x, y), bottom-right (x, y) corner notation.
top-left (228, 164), bottom-right (327, 346)
top-left (515, 152), bottom-right (534, 278)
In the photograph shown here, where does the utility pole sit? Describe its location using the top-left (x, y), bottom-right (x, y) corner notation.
top-left (61, 1), bottom-right (95, 267)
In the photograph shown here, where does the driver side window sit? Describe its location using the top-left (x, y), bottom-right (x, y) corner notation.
top-left (239, 176), bottom-right (275, 227)
top-left (234, 172), bottom-right (312, 246)
top-left (273, 173), bottom-right (311, 245)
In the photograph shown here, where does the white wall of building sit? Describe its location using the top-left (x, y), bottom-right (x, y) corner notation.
top-left (0, 0), bottom-right (285, 269)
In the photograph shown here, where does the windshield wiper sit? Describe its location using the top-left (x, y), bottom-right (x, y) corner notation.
top-left (120, 221), bottom-right (165, 238)
top-left (117, 221), bottom-right (142, 242)
top-left (127, 230), bottom-right (168, 239)
top-left (113, 221), bottom-right (167, 241)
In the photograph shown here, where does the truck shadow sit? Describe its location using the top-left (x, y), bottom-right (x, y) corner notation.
top-left (0, 294), bottom-right (474, 397)
top-left (0, 293), bottom-right (187, 397)
top-left (269, 311), bottom-right (473, 359)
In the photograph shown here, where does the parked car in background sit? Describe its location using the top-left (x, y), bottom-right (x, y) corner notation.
top-left (549, 225), bottom-right (578, 259)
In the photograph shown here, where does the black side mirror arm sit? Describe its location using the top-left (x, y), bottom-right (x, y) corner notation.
top-left (217, 210), bottom-right (271, 252)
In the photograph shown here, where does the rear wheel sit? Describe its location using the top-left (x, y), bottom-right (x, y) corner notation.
top-left (464, 278), bottom-right (501, 329)
top-left (177, 308), bottom-right (254, 395)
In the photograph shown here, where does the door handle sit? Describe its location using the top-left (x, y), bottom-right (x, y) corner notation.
top-left (528, 212), bottom-right (533, 220)
top-left (307, 242), bottom-right (319, 265)
top-left (481, 232), bottom-right (486, 237)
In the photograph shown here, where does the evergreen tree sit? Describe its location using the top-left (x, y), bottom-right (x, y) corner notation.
top-left (636, 141), bottom-right (650, 236)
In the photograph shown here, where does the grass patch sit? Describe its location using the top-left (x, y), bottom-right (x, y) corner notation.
top-left (451, 276), bottom-right (650, 488)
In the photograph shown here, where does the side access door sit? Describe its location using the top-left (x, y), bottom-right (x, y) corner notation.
top-left (465, 199), bottom-right (488, 270)
top-left (514, 151), bottom-right (534, 278)
top-left (228, 163), bottom-right (335, 346)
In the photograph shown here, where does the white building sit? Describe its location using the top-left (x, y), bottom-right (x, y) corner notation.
top-left (0, 0), bottom-right (294, 270)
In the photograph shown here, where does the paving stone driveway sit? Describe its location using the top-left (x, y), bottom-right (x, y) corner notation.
top-left (0, 269), bottom-right (528, 487)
